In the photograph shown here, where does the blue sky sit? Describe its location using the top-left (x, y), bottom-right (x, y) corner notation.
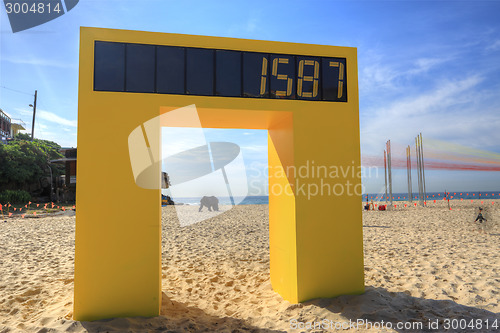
top-left (1, 0), bottom-right (500, 195)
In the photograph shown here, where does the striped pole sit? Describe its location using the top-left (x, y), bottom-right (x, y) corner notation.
top-left (415, 137), bottom-right (422, 206)
top-left (387, 140), bottom-right (393, 207)
top-left (407, 146), bottom-right (413, 203)
top-left (419, 133), bottom-right (427, 205)
top-left (384, 149), bottom-right (388, 204)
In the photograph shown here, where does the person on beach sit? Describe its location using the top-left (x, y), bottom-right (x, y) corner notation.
top-left (475, 208), bottom-right (487, 233)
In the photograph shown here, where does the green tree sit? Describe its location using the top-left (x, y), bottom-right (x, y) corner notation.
top-left (0, 134), bottom-right (64, 191)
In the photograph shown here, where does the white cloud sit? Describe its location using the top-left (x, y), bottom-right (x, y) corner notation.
top-left (241, 145), bottom-right (267, 152)
top-left (486, 40), bottom-right (500, 51)
top-left (13, 107), bottom-right (33, 117)
top-left (37, 110), bottom-right (77, 127)
top-left (360, 54), bottom-right (452, 93)
top-left (13, 108), bottom-right (77, 127)
top-left (162, 127), bottom-right (207, 159)
top-left (360, 61), bottom-right (399, 91)
top-left (408, 57), bottom-right (451, 75)
top-left (10, 107), bottom-right (77, 146)
top-left (359, 75), bottom-right (499, 156)
top-left (34, 130), bottom-right (76, 148)
top-left (384, 75), bottom-right (482, 118)
top-left (3, 57), bottom-right (76, 69)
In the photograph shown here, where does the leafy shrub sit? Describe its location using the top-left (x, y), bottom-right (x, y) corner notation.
top-left (0, 189), bottom-right (31, 204)
top-left (0, 135), bottom-right (64, 190)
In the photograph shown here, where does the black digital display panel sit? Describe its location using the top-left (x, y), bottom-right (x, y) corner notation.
top-left (186, 48), bottom-right (214, 96)
top-left (94, 41), bottom-right (125, 92)
top-left (216, 50), bottom-right (241, 97)
top-left (243, 52), bottom-right (268, 98)
top-left (125, 43), bottom-right (155, 93)
top-left (94, 41), bottom-right (347, 102)
top-left (156, 46), bottom-right (185, 94)
top-left (321, 58), bottom-right (347, 102)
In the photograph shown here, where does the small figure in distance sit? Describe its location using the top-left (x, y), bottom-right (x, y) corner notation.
top-left (165, 195), bottom-right (174, 205)
top-left (475, 207), bottom-right (487, 234)
top-left (161, 194), bottom-right (175, 205)
top-left (364, 200), bottom-right (375, 211)
top-left (199, 196), bottom-right (219, 212)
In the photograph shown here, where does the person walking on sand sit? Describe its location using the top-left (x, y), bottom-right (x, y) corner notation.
top-left (475, 207), bottom-right (487, 234)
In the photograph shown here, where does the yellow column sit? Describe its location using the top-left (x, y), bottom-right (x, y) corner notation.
top-left (293, 109), bottom-right (364, 302)
top-left (267, 107), bottom-right (364, 302)
top-left (268, 114), bottom-right (298, 301)
top-left (74, 30), bottom-right (162, 320)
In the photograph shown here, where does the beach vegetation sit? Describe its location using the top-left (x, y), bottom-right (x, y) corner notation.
top-left (0, 189), bottom-right (31, 204)
top-left (0, 134), bottom-right (64, 194)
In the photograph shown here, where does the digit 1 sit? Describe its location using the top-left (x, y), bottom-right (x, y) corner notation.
top-left (260, 57), bottom-right (268, 96)
top-left (272, 58), bottom-right (293, 97)
top-left (329, 61), bottom-right (345, 99)
top-left (297, 60), bottom-right (319, 98)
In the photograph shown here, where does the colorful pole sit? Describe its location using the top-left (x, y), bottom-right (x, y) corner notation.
top-left (384, 149), bottom-right (388, 204)
top-left (419, 133), bottom-right (426, 205)
top-left (408, 146), bottom-right (413, 203)
top-left (387, 140), bottom-right (393, 207)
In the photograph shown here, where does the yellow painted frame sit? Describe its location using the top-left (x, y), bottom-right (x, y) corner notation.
top-left (75, 27), bottom-right (364, 321)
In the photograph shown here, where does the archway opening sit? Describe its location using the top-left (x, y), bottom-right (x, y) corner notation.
top-left (160, 127), bottom-right (270, 316)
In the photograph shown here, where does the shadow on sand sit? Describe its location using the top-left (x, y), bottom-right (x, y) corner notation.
top-left (78, 287), bottom-right (499, 332)
top-left (80, 292), bottom-right (285, 332)
top-left (304, 286), bottom-right (499, 333)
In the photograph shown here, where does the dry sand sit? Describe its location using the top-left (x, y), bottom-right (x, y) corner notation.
top-left (1, 200), bottom-right (499, 332)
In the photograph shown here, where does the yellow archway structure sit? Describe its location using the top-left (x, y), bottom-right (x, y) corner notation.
top-left (75, 27), bottom-right (364, 321)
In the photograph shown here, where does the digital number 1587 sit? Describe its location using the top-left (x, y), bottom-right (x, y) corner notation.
top-left (259, 57), bottom-right (345, 99)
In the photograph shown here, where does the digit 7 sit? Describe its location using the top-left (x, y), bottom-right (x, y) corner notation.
top-left (329, 61), bottom-right (344, 99)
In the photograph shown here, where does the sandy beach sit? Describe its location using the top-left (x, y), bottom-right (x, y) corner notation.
top-left (1, 200), bottom-right (499, 332)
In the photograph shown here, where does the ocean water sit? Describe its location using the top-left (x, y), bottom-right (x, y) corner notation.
top-left (362, 191), bottom-right (500, 202)
top-left (164, 191), bottom-right (500, 206)
top-left (166, 196), bottom-right (269, 206)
